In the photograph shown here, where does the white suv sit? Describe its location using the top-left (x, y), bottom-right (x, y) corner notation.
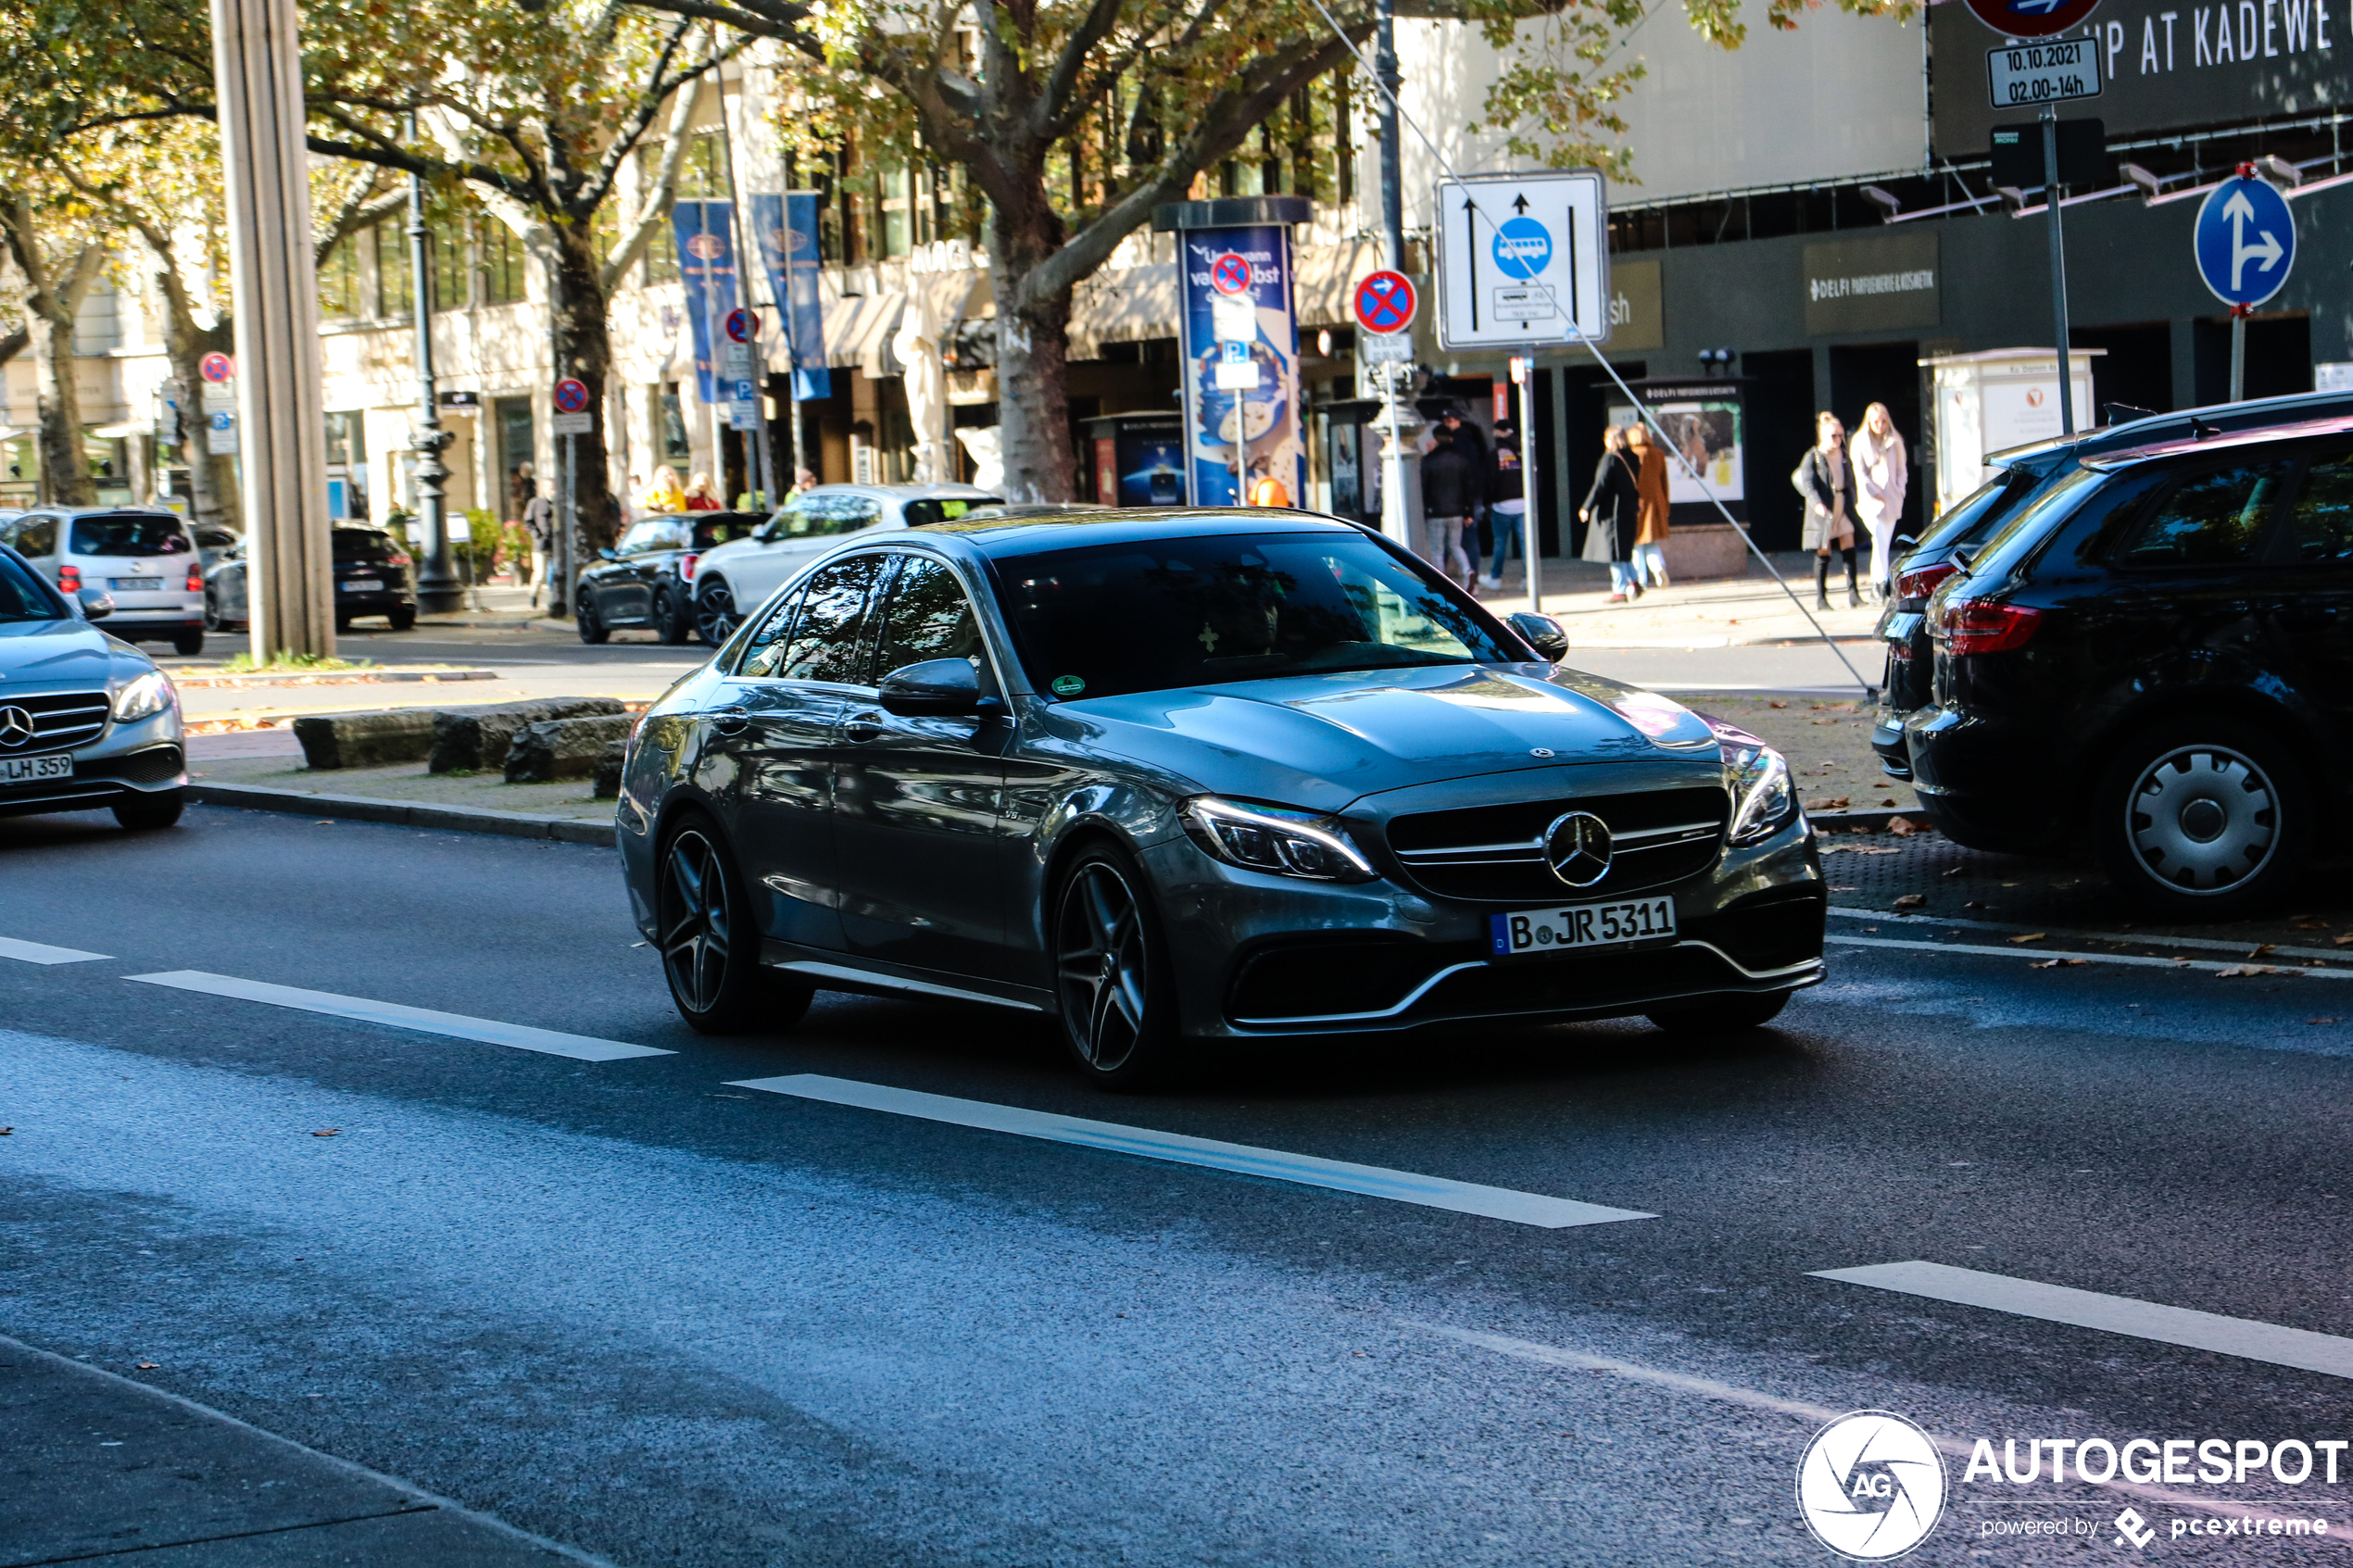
top-left (1, 507), bottom-right (207, 656)
top-left (688, 483), bottom-right (998, 644)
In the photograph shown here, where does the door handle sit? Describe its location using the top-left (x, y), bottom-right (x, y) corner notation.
top-left (842, 709), bottom-right (884, 743)
top-left (713, 706), bottom-right (749, 735)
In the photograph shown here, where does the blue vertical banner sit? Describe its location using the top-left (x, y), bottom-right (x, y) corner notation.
top-left (750, 193), bottom-right (833, 402)
top-left (1177, 226), bottom-right (1302, 507)
top-left (671, 199), bottom-right (735, 404)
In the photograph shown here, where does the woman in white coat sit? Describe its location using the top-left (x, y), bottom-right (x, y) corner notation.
top-left (1849, 402), bottom-right (1908, 602)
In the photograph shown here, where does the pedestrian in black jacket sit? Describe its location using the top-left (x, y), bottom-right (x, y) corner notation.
top-left (1421, 433), bottom-right (1478, 586)
top-left (1579, 426), bottom-right (1642, 602)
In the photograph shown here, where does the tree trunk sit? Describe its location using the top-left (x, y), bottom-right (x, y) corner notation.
top-left (988, 194), bottom-right (1078, 504)
top-left (551, 227), bottom-right (622, 558)
top-left (26, 302), bottom-right (95, 508)
top-left (148, 258), bottom-right (241, 536)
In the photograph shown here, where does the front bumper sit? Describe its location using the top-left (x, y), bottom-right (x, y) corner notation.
top-left (1142, 819), bottom-right (1824, 1039)
top-left (0, 720), bottom-right (187, 819)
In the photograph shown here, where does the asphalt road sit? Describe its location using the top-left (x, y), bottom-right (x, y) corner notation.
top-left (7, 807), bottom-right (2352, 1565)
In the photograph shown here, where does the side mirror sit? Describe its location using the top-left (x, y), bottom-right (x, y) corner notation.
top-left (77, 587), bottom-right (115, 621)
top-left (878, 657), bottom-right (986, 718)
top-left (1505, 610), bottom-right (1568, 661)
top-left (598, 547), bottom-right (619, 562)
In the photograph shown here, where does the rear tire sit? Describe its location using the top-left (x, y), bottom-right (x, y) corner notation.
top-left (1051, 843), bottom-right (1181, 1090)
top-left (112, 790), bottom-right (185, 832)
top-left (657, 817), bottom-right (811, 1033)
top-left (652, 585), bottom-right (691, 645)
top-left (203, 594), bottom-right (222, 633)
top-left (387, 606), bottom-right (416, 631)
top-left (1646, 993), bottom-right (1790, 1034)
top-left (2096, 719), bottom-right (2309, 919)
top-left (694, 582), bottom-right (738, 646)
top-left (171, 631), bottom-right (204, 657)
top-left (576, 595), bottom-right (610, 645)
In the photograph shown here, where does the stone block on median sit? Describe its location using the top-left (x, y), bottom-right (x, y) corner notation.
top-left (431, 697), bottom-right (625, 774)
top-left (595, 738), bottom-right (627, 800)
top-left (291, 709), bottom-right (439, 770)
top-left (506, 714), bottom-right (637, 784)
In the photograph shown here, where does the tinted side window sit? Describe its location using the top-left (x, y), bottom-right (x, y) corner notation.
top-left (2114, 461), bottom-right (2294, 567)
top-left (736, 585), bottom-right (806, 678)
top-left (2289, 453), bottom-right (2353, 564)
top-left (14, 516), bottom-right (57, 557)
top-left (875, 557), bottom-right (983, 679)
top-left (778, 555), bottom-right (883, 683)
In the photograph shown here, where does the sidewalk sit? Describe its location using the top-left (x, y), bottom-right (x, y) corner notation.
top-left (1471, 551), bottom-right (1886, 648)
top-left (0, 1334), bottom-right (585, 1565)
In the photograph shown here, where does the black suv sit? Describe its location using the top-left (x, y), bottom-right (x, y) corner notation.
top-left (577, 511), bottom-right (763, 645)
top-left (1905, 412), bottom-right (2353, 916)
top-left (1872, 389), bottom-right (2353, 782)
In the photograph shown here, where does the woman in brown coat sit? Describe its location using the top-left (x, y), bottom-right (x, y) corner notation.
top-left (1625, 423), bottom-right (1672, 588)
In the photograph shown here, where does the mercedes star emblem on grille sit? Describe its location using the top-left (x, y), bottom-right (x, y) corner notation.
top-left (0, 706), bottom-right (34, 750)
top-left (1541, 810), bottom-right (1613, 887)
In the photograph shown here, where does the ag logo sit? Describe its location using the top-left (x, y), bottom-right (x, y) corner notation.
top-left (1795, 1411), bottom-right (1945, 1561)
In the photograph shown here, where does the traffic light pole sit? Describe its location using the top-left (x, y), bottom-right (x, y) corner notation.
top-left (2041, 104), bottom-right (2076, 435)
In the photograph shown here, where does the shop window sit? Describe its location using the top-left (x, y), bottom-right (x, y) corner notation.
top-left (317, 239), bottom-right (362, 319)
top-left (484, 223), bottom-right (526, 306)
top-left (433, 223), bottom-right (470, 310)
top-left (374, 221), bottom-right (412, 317)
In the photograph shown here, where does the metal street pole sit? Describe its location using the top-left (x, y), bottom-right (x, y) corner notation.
top-left (405, 123), bottom-right (460, 614)
top-left (2040, 104), bottom-right (2076, 435)
top-left (209, 0), bottom-right (334, 658)
top-left (2231, 304), bottom-right (2249, 401)
top-left (1372, 0), bottom-right (1421, 552)
top-left (1515, 355), bottom-right (1542, 614)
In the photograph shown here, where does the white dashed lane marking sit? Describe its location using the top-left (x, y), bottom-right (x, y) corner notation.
top-left (1814, 1261), bottom-right (2353, 1381)
top-left (729, 1073), bottom-right (1654, 1228)
top-left (124, 971), bottom-right (674, 1061)
top-left (0, 936), bottom-right (113, 964)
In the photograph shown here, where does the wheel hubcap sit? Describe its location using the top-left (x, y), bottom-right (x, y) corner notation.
top-left (697, 588), bottom-right (736, 643)
top-left (1055, 863), bottom-right (1149, 1071)
top-left (659, 830), bottom-right (733, 1011)
top-left (2128, 746), bottom-right (2277, 892)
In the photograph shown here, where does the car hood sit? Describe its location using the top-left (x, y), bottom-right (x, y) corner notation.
top-left (1055, 663), bottom-right (1722, 811)
top-left (0, 618), bottom-right (129, 690)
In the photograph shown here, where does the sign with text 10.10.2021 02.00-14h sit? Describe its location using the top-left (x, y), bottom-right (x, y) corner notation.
top-left (1986, 34), bottom-right (2104, 108)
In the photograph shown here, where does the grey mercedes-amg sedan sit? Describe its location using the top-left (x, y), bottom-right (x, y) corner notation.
top-left (615, 509), bottom-right (1823, 1087)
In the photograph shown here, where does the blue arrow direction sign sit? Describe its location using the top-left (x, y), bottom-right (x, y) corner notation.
top-left (2195, 174), bottom-right (2295, 308)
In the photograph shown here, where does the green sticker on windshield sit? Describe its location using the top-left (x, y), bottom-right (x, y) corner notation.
top-left (1051, 674), bottom-right (1087, 696)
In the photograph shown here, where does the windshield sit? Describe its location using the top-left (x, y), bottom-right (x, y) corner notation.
top-left (1972, 465), bottom-right (2106, 566)
top-left (904, 496), bottom-right (1000, 527)
top-left (0, 551), bottom-right (64, 621)
top-left (1911, 470), bottom-right (2038, 558)
top-left (994, 532), bottom-right (1519, 700)
top-left (69, 512), bottom-right (192, 557)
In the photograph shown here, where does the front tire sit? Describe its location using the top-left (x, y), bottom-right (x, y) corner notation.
top-left (1646, 993), bottom-right (1789, 1034)
top-left (203, 593), bottom-right (222, 633)
top-left (576, 594), bottom-right (610, 645)
top-left (694, 582), bottom-right (738, 646)
top-left (171, 630), bottom-right (204, 657)
top-left (2096, 720), bottom-right (2309, 919)
top-left (657, 819), bottom-right (810, 1034)
top-left (387, 606), bottom-right (417, 631)
top-left (1051, 844), bottom-right (1180, 1089)
top-left (113, 790), bottom-right (185, 832)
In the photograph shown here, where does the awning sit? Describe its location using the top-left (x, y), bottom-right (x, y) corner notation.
top-left (824, 288), bottom-right (907, 376)
top-left (1068, 260), bottom-right (1179, 354)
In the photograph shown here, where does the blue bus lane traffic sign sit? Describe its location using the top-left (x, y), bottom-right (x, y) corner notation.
top-left (2194, 171), bottom-right (2295, 309)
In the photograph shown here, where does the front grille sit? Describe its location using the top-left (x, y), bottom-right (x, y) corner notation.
top-left (1386, 784), bottom-right (1729, 902)
top-left (1418, 944), bottom-right (1749, 1018)
top-left (0, 691), bottom-right (109, 755)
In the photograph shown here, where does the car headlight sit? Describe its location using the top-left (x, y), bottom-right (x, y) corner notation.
top-left (112, 669), bottom-right (177, 722)
top-left (1713, 722), bottom-right (1794, 847)
top-left (1180, 795), bottom-right (1377, 883)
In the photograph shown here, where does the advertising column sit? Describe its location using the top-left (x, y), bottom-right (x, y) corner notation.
top-left (1164, 197), bottom-right (1310, 507)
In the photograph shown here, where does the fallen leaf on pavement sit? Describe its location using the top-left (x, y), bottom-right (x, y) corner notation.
top-left (1880, 797), bottom-right (1898, 807)
top-left (1888, 816), bottom-right (1923, 836)
top-left (2030, 959), bottom-right (2087, 969)
top-left (1941, 865), bottom-right (1966, 878)
top-left (1828, 884), bottom-right (1858, 892)
top-left (1768, 700), bottom-right (1788, 709)
top-left (1963, 900), bottom-right (1986, 909)
top-left (0, 1128), bottom-right (11, 1135)
top-left (2007, 933), bottom-right (2048, 944)
top-left (311, 1128), bottom-right (340, 1137)
top-left (2309, 1018), bottom-right (2340, 1025)
top-left (2248, 943), bottom-right (2276, 958)
top-left (1805, 796), bottom-right (1850, 811)
top-left (1892, 894), bottom-right (1926, 910)
top-left (2333, 935), bottom-right (2353, 947)
top-left (134, 1361), bottom-right (158, 1370)
top-left (2217, 965), bottom-right (2295, 978)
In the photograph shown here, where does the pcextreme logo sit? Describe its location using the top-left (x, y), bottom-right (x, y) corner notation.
top-left (1797, 1411), bottom-right (1948, 1561)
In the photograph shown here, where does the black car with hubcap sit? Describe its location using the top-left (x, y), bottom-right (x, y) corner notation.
top-left (1906, 411), bottom-right (2353, 916)
top-left (614, 509), bottom-right (1824, 1087)
top-left (576, 511), bottom-right (764, 645)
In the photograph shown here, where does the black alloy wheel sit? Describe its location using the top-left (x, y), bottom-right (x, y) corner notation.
top-left (657, 820), bottom-right (809, 1033)
top-left (1052, 846), bottom-right (1177, 1088)
top-left (112, 790), bottom-right (185, 831)
top-left (694, 582), bottom-right (737, 646)
top-left (577, 593), bottom-right (610, 645)
top-left (2097, 719), bottom-right (2309, 918)
top-left (172, 631), bottom-right (203, 657)
top-left (652, 584), bottom-right (691, 645)
top-left (202, 592), bottom-right (222, 632)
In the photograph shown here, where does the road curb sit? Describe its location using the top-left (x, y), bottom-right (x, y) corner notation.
top-left (187, 781), bottom-right (614, 847)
